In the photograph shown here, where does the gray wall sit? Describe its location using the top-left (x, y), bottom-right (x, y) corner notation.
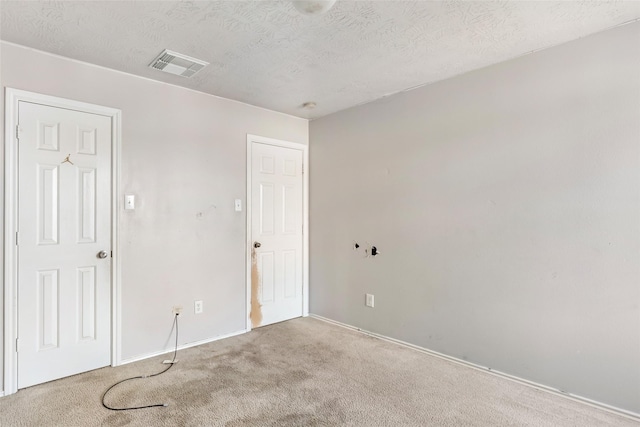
top-left (0, 42), bottom-right (308, 392)
top-left (310, 22), bottom-right (640, 413)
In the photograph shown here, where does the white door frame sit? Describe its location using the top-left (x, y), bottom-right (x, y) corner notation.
top-left (3, 88), bottom-right (122, 395)
top-left (245, 134), bottom-right (309, 331)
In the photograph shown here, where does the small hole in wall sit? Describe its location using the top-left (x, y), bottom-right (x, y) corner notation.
top-left (354, 243), bottom-right (360, 249)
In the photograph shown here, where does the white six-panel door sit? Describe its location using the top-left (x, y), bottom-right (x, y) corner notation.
top-left (250, 142), bottom-right (304, 327)
top-left (17, 101), bottom-right (112, 388)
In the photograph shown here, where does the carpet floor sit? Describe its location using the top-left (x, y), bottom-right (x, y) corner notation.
top-left (0, 317), bottom-right (635, 426)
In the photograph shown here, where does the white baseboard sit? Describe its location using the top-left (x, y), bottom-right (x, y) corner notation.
top-left (0, 391), bottom-right (4, 398)
top-left (118, 329), bottom-right (248, 366)
top-left (310, 314), bottom-right (640, 422)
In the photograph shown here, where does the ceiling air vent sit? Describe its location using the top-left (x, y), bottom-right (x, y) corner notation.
top-left (149, 49), bottom-right (208, 78)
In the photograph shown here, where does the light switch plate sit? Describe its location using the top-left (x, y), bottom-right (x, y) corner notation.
top-left (365, 294), bottom-right (375, 308)
top-left (125, 194), bottom-right (135, 210)
top-left (235, 199), bottom-right (242, 212)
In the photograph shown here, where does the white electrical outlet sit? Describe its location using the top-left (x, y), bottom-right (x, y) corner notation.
top-left (194, 300), bottom-right (203, 314)
top-left (365, 294), bottom-right (375, 308)
top-left (172, 306), bottom-right (183, 315)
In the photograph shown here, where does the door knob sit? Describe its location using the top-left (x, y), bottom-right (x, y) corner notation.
top-left (97, 250), bottom-right (109, 259)
top-left (254, 242), bottom-right (261, 248)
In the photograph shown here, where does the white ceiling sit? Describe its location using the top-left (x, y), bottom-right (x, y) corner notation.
top-left (1, 1), bottom-right (639, 119)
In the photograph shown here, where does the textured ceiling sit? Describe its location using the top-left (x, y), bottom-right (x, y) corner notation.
top-left (1, 1), bottom-right (639, 119)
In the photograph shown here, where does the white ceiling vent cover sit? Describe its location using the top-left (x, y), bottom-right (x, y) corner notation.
top-left (149, 49), bottom-right (209, 78)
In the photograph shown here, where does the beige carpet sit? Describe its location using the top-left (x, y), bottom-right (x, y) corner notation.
top-left (0, 317), bottom-right (635, 426)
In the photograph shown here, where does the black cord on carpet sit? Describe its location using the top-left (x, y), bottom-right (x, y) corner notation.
top-left (101, 313), bottom-right (179, 411)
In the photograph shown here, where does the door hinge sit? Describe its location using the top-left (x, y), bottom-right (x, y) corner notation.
top-left (15, 125), bottom-right (21, 141)
top-left (16, 338), bottom-right (19, 352)
top-left (15, 231), bottom-right (19, 246)
top-left (302, 164), bottom-right (304, 174)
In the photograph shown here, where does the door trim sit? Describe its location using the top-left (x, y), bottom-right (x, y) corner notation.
top-left (3, 88), bottom-right (122, 395)
top-left (245, 134), bottom-right (309, 331)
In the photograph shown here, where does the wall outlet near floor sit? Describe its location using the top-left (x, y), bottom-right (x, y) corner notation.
top-left (194, 300), bottom-right (203, 314)
top-left (172, 305), bottom-right (183, 316)
top-left (365, 294), bottom-right (375, 308)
